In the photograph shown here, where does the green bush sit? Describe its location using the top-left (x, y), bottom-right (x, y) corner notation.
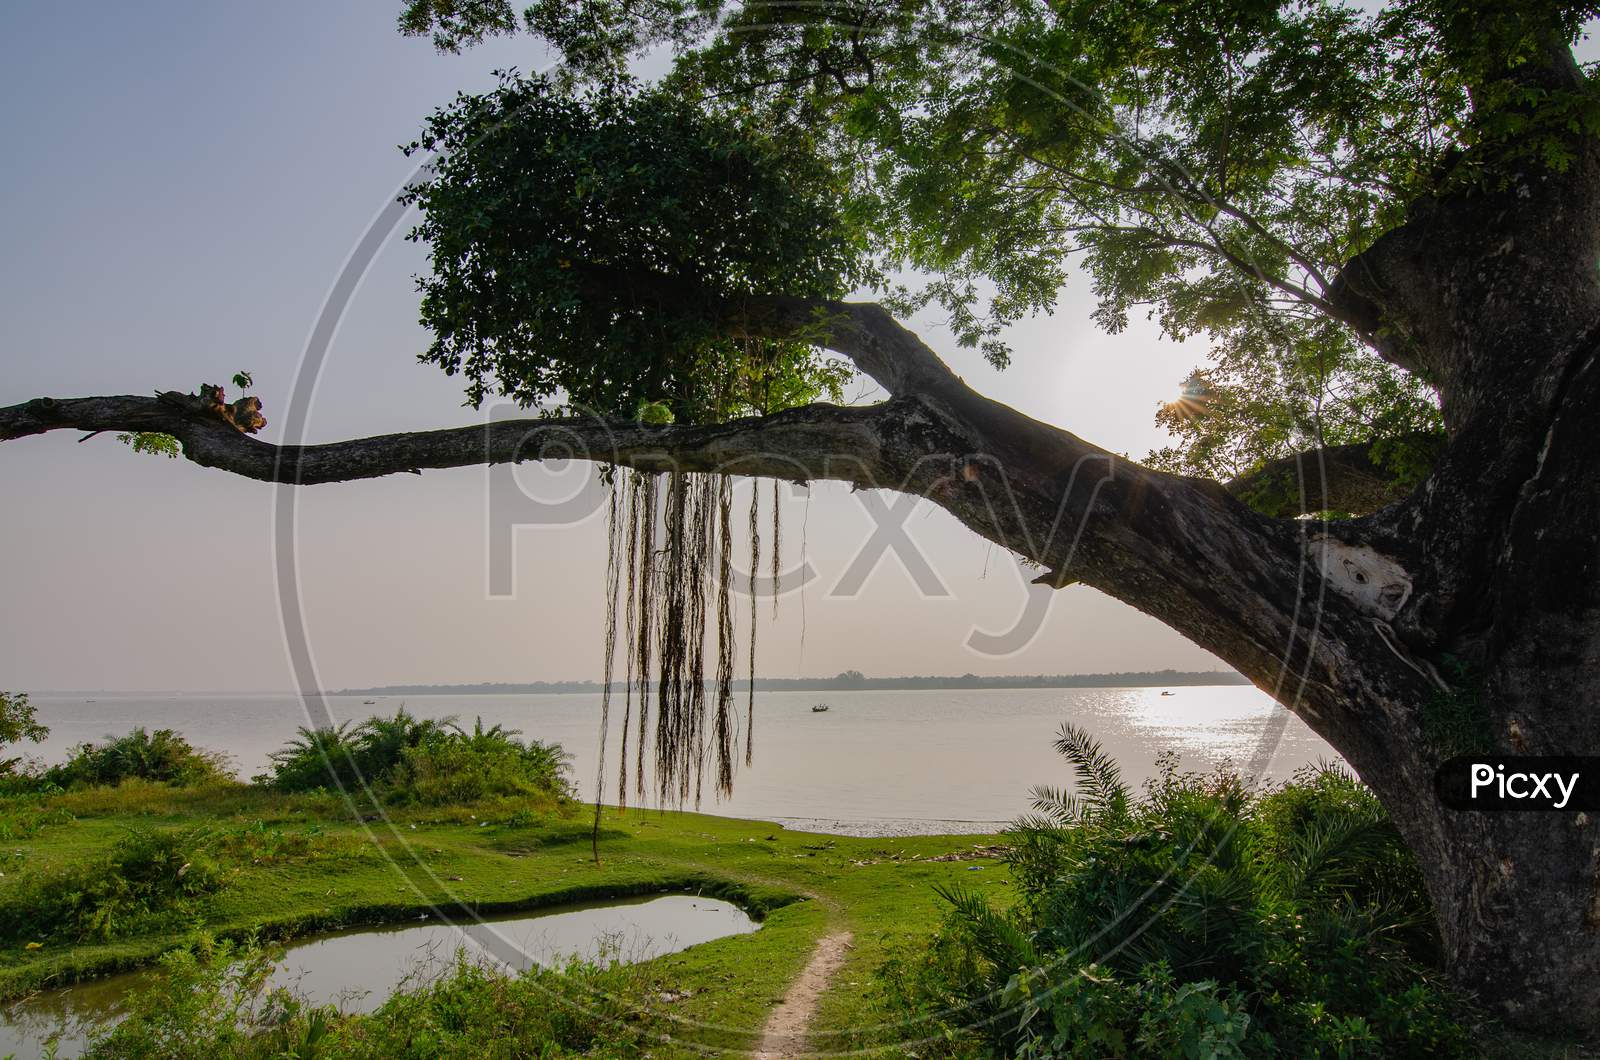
top-left (258, 719), bottom-right (372, 794)
top-left (0, 789), bottom-right (72, 840)
top-left (80, 937), bottom-right (283, 1059)
top-left (0, 690), bottom-right (48, 777)
top-left (47, 728), bottom-right (233, 789)
top-left (389, 718), bottom-right (572, 806)
top-left (883, 727), bottom-right (1474, 1057)
top-left (1003, 963), bottom-right (1253, 1059)
top-left (259, 709), bottom-right (457, 794)
top-left (261, 710), bottom-right (571, 808)
top-left (0, 826), bottom-right (226, 943)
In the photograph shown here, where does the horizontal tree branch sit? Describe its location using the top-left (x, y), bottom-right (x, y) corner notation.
top-left (2, 348), bottom-right (1438, 771)
top-left (0, 294), bottom-right (964, 487)
top-left (0, 392), bottom-right (905, 487)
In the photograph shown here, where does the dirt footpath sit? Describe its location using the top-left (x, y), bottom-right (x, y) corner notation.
top-left (752, 932), bottom-right (855, 1058)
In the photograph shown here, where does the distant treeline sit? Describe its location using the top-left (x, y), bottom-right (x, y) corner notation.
top-left (333, 669), bottom-right (1249, 697)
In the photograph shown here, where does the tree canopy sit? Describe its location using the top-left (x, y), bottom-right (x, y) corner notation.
top-left (402, 75), bottom-right (872, 421)
top-left (397, 0), bottom-right (1597, 487)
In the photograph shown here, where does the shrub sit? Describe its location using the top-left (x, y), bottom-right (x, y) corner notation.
top-left (261, 710), bottom-right (571, 808)
top-left (389, 718), bottom-right (572, 806)
top-left (0, 789), bottom-right (72, 840)
top-left (884, 727), bottom-right (1474, 1057)
top-left (259, 720), bottom-right (370, 794)
top-left (0, 690), bottom-right (48, 777)
top-left (320, 951), bottom-right (649, 1058)
top-left (48, 728), bottom-right (233, 789)
top-left (261, 709), bottom-right (455, 794)
top-left (0, 826), bottom-right (226, 943)
top-left (81, 937), bottom-right (283, 1059)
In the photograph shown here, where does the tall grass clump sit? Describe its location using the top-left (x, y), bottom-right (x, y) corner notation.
top-left (261, 709), bottom-right (572, 807)
top-left (47, 728), bottom-right (233, 789)
top-left (0, 789), bottom-right (72, 840)
top-left (0, 826), bottom-right (226, 943)
top-left (881, 725), bottom-right (1473, 1057)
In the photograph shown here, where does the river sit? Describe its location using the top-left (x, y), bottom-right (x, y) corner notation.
top-left (23, 686), bottom-right (1337, 835)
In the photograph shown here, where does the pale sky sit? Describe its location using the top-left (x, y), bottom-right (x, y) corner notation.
top-left (0, 2), bottom-right (1230, 692)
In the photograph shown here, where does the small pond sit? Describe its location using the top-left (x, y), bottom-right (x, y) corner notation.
top-left (1, 893), bottom-right (758, 1058)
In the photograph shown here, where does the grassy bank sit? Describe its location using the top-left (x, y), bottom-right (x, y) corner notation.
top-left (0, 709), bottom-right (1540, 1057)
top-left (0, 780), bottom-right (1009, 1055)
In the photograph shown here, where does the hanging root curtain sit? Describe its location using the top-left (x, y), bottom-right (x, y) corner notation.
top-left (592, 467), bottom-right (779, 843)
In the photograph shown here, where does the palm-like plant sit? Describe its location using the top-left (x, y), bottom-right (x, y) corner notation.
top-left (1021, 723), bottom-right (1132, 831)
top-left (518, 737), bottom-right (574, 786)
top-left (266, 720), bottom-right (367, 791)
top-left (361, 707), bottom-right (454, 775)
top-left (449, 716), bottom-right (522, 753)
top-left (271, 720), bottom-right (364, 763)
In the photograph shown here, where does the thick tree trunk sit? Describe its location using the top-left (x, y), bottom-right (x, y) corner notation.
top-left (1320, 47), bottom-right (1600, 1023)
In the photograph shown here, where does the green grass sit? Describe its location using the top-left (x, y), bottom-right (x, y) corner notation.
top-left (0, 782), bottom-right (1010, 1055)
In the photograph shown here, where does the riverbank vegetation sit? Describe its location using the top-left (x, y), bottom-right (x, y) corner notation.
top-left (874, 727), bottom-right (1473, 1057)
top-left (81, 938), bottom-right (661, 1058)
top-left (0, 710), bottom-right (1011, 1056)
top-left (0, 708), bottom-right (1564, 1056)
top-left (46, 728), bottom-right (232, 790)
top-left (258, 710), bottom-right (573, 807)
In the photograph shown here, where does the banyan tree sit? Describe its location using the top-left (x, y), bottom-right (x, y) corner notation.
top-left (8, 0), bottom-right (1600, 1034)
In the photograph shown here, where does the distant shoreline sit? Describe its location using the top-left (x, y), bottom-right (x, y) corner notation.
top-left (332, 670), bottom-right (1250, 697)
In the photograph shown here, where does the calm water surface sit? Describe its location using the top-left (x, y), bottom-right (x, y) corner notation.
top-left (25, 687), bottom-right (1337, 835)
top-left (0, 894), bottom-right (756, 1059)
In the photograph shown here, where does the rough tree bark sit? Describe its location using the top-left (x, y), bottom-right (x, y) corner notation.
top-left (8, 85), bottom-right (1600, 1043)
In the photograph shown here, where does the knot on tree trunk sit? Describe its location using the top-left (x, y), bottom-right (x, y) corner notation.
top-left (1309, 534), bottom-right (1413, 620)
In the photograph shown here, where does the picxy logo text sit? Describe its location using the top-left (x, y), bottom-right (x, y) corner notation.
top-left (1435, 756), bottom-right (1600, 811)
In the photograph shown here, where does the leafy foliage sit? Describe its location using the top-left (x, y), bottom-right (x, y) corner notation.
top-left (0, 691), bottom-right (47, 777)
top-left (82, 936), bottom-right (653, 1059)
top-left (47, 728), bottom-right (234, 789)
top-left (117, 432), bottom-right (182, 458)
top-left (396, 0), bottom-right (1600, 481)
top-left (1418, 657), bottom-right (1494, 758)
top-left (887, 733), bottom-right (1471, 1056)
top-left (259, 719), bottom-right (370, 794)
top-left (391, 718), bottom-right (575, 806)
top-left (402, 73), bottom-right (873, 422)
top-left (0, 790), bottom-right (72, 841)
top-left (80, 938), bottom-right (288, 1059)
top-left (0, 827), bottom-right (226, 944)
top-left (1148, 348), bottom-right (1443, 483)
top-left (260, 709), bottom-right (572, 806)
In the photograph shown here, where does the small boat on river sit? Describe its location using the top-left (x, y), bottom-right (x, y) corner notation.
top-left (812, 703), bottom-right (831, 713)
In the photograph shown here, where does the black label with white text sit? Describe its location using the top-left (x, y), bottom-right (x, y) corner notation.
top-left (1435, 756), bottom-right (1600, 811)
